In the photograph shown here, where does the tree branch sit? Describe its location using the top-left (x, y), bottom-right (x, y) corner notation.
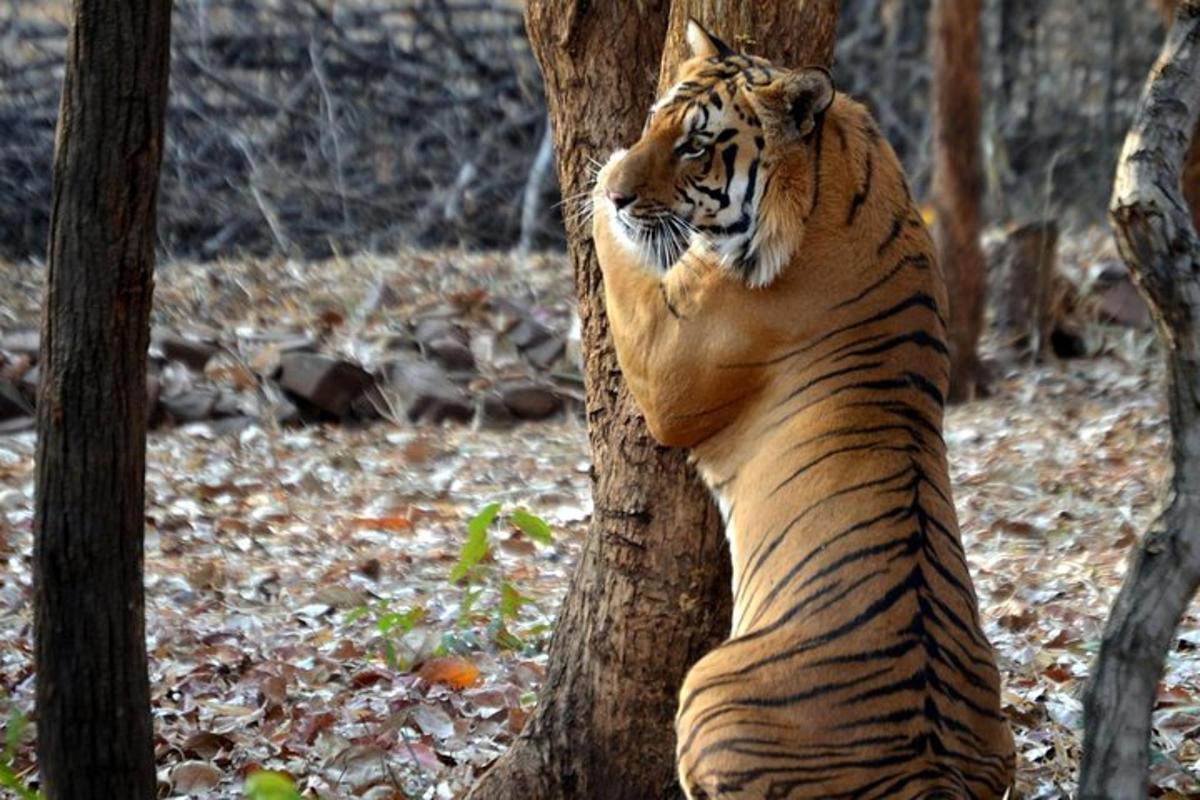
top-left (1081, 3), bottom-right (1200, 798)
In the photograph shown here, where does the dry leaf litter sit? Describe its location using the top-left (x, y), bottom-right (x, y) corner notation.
top-left (0, 239), bottom-right (1197, 799)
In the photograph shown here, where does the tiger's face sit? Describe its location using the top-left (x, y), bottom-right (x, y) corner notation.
top-left (600, 21), bottom-right (834, 288)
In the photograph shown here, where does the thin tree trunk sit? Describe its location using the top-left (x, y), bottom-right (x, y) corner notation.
top-left (931, 0), bottom-right (986, 402)
top-left (33, 1), bottom-right (172, 798)
top-left (1155, 0), bottom-right (1200, 230)
top-left (469, 4), bottom-right (838, 799)
top-left (997, 0), bottom-right (1043, 170)
top-left (1080, 3), bottom-right (1200, 797)
top-left (517, 118), bottom-right (554, 256)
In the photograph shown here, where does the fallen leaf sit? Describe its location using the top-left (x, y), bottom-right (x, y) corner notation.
top-left (418, 657), bottom-right (481, 690)
top-left (171, 760), bottom-right (222, 793)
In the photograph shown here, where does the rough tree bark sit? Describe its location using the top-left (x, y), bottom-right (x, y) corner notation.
top-left (467, 7), bottom-right (700, 800)
top-left (1155, 0), bottom-right (1200, 230)
top-left (657, 2), bottom-right (840, 88)
top-left (468, 4), bottom-right (839, 799)
top-left (931, 0), bottom-right (986, 402)
top-left (997, 0), bottom-right (1043, 172)
top-left (1080, 3), bottom-right (1200, 798)
top-left (33, 1), bottom-right (172, 798)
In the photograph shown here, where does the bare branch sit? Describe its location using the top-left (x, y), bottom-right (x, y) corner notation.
top-left (1081, 4), bottom-right (1200, 798)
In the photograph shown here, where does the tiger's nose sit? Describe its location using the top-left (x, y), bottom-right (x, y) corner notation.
top-left (606, 188), bottom-right (636, 210)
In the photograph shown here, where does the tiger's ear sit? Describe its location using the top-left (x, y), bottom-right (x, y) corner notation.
top-left (686, 18), bottom-right (734, 59)
top-left (751, 67), bottom-right (835, 141)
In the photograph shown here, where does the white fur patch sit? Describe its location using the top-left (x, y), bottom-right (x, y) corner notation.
top-left (595, 148), bottom-right (694, 277)
top-left (706, 482), bottom-right (742, 631)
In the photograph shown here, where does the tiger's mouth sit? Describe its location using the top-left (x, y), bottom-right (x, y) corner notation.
top-left (595, 148), bottom-right (700, 274)
top-left (613, 207), bottom-right (694, 273)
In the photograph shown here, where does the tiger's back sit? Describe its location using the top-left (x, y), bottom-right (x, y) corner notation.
top-left (592, 21), bottom-right (1014, 800)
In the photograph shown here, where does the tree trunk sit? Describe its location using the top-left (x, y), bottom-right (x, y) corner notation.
top-left (997, 0), bottom-right (1043, 172)
top-left (931, 0), bottom-right (986, 402)
top-left (1080, 3), bottom-right (1200, 798)
top-left (33, 1), bottom-right (172, 798)
top-left (1154, 0), bottom-right (1200, 231)
top-left (467, 7), bottom-right (701, 800)
top-left (658, 2), bottom-right (840, 88)
top-left (468, 4), bottom-right (838, 799)
top-left (991, 219), bottom-right (1059, 358)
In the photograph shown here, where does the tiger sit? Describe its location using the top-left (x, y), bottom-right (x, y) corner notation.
top-left (590, 20), bottom-right (1016, 800)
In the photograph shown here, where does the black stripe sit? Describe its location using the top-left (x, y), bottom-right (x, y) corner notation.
top-left (877, 212), bottom-right (905, 255)
top-left (847, 152), bottom-right (874, 225)
top-left (804, 113), bottom-right (826, 221)
top-left (832, 254), bottom-right (932, 310)
top-left (719, 291), bottom-right (942, 369)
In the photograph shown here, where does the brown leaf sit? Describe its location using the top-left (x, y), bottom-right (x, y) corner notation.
top-left (298, 710), bottom-right (337, 745)
top-left (171, 760), bottom-right (222, 793)
top-left (351, 667), bottom-right (394, 688)
top-left (181, 731), bottom-right (236, 760)
top-left (259, 674), bottom-right (288, 707)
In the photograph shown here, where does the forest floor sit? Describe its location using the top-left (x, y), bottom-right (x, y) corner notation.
top-left (1, 241), bottom-right (1198, 799)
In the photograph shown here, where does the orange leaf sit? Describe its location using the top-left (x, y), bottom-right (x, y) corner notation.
top-left (352, 515), bottom-right (412, 532)
top-left (418, 657), bottom-right (481, 690)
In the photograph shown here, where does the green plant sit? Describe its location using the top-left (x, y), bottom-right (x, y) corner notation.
top-left (445, 502), bottom-right (554, 652)
top-left (341, 502), bottom-right (554, 668)
top-left (244, 770), bottom-right (301, 800)
top-left (0, 697), bottom-right (42, 800)
top-left (343, 600), bottom-right (427, 671)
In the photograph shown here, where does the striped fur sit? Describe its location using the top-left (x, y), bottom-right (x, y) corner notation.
top-left (592, 23), bottom-right (1015, 800)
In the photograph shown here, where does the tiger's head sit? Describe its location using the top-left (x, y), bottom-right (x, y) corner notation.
top-left (600, 20), bottom-right (835, 288)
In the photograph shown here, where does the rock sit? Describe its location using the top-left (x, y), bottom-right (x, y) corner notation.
top-left (523, 335), bottom-right (565, 370)
top-left (0, 353), bottom-right (32, 383)
top-left (424, 338), bottom-right (475, 372)
top-left (206, 415), bottom-right (256, 436)
top-left (17, 365), bottom-right (38, 405)
top-left (161, 388), bottom-right (244, 423)
top-left (413, 317), bottom-right (459, 343)
top-left (506, 317), bottom-right (553, 350)
top-left (477, 392), bottom-right (516, 429)
top-left (153, 333), bottom-right (219, 372)
top-left (239, 331), bottom-right (318, 352)
top-left (414, 317), bottom-right (475, 372)
top-left (276, 353), bottom-right (374, 417)
top-left (0, 376), bottom-right (32, 420)
top-left (500, 381), bottom-right (563, 420)
top-left (471, 329), bottom-right (523, 371)
top-left (146, 370), bottom-right (162, 427)
top-left (272, 394), bottom-right (302, 426)
top-left (0, 330), bottom-right (39, 360)
top-left (1094, 279), bottom-right (1152, 330)
top-left (350, 385), bottom-right (386, 421)
top-left (487, 297), bottom-right (527, 333)
top-left (246, 333), bottom-right (320, 378)
top-left (490, 300), bottom-right (564, 370)
top-left (360, 278), bottom-right (402, 313)
top-left (161, 388), bottom-right (220, 422)
top-left (0, 416), bottom-right (34, 435)
top-left (381, 332), bottom-right (420, 352)
top-left (384, 357), bottom-right (473, 425)
top-left (212, 390), bottom-right (246, 418)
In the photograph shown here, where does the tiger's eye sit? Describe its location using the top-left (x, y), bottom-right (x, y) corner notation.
top-left (677, 141), bottom-right (709, 160)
